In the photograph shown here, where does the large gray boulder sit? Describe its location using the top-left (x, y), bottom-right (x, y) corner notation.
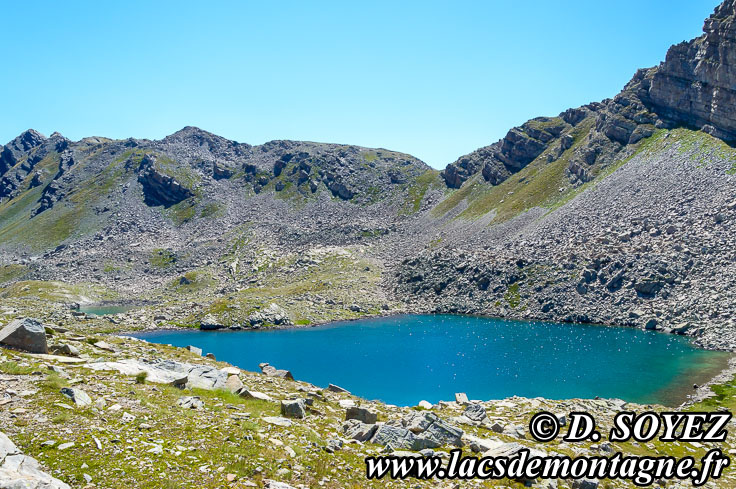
top-left (0, 431), bottom-right (70, 488)
top-left (280, 399), bottom-right (306, 419)
top-left (397, 412), bottom-right (464, 448)
top-left (0, 318), bottom-right (48, 353)
top-left (248, 303), bottom-right (292, 326)
top-left (82, 359), bottom-right (227, 390)
top-left (342, 419), bottom-right (378, 442)
top-left (346, 406), bottom-right (377, 424)
top-left (463, 403), bottom-right (487, 422)
top-left (370, 425), bottom-right (417, 451)
top-left (420, 419), bottom-right (464, 448)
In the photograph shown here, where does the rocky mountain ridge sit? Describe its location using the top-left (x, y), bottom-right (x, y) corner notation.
top-left (1, 1), bottom-right (736, 351)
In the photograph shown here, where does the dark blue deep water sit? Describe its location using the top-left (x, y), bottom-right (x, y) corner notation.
top-left (133, 314), bottom-right (730, 407)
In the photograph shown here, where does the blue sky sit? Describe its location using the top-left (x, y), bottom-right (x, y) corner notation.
top-left (0, 1), bottom-right (718, 168)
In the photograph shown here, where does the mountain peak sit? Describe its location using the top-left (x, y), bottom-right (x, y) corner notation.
top-left (4, 129), bottom-right (46, 151)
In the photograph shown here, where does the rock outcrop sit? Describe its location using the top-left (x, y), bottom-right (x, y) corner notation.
top-left (441, 1), bottom-right (736, 190)
top-left (137, 154), bottom-right (193, 207)
top-left (634, 0), bottom-right (736, 141)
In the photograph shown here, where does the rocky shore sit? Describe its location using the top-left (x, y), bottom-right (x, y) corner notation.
top-left (2, 317), bottom-right (736, 488)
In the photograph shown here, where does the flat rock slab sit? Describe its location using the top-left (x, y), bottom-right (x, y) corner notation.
top-left (0, 431), bottom-right (70, 488)
top-left (30, 354), bottom-right (87, 364)
top-left (83, 359), bottom-right (228, 390)
top-left (262, 416), bottom-right (293, 427)
top-left (238, 389), bottom-right (274, 402)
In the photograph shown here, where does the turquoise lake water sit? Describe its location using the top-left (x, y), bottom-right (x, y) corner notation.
top-left (133, 314), bottom-right (730, 407)
top-left (79, 305), bottom-right (136, 316)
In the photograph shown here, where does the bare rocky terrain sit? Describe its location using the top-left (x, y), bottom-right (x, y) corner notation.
top-left (2, 0), bottom-right (736, 352)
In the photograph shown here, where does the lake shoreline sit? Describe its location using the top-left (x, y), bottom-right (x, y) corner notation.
top-left (129, 313), bottom-right (729, 408)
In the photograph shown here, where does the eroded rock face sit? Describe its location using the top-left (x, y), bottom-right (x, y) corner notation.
top-left (636, 0), bottom-right (736, 141)
top-left (441, 117), bottom-right (569, 188)
top-left (137, 154), bottom-right (193, 207)
top-left (440, 1), bottom-right (736, 190)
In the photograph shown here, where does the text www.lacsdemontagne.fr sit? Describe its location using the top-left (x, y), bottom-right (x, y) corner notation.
top-left (365, 449), bottom-right (729, 486)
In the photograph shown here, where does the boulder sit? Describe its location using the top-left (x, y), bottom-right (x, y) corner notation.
top-left (224, 375), bottom-right (244, 393)
top-left (463, 403), bottom-right (487, 422)
top-left (462, 434), bottom-right (504, 453)
top-left (185, 345), bottom-right (203, 356)
top-left (264, 480), bottom-right (297, 489)
top-left (60, 387), bottom-right (92, 407)
top-left (262, 416), bottom-right (293, 427)
top-left (396, 412), bottom-right (464, 448)
top-left (370, 425), bottom-right (417, 451)
top-left (49, 344), bottom-right (79, 357)
top-left (327, 383), bottom-right (350, 394)
top-left (0, 318), bottom-right (48, 353)
top-left (572, 479), bottom-right (600, 489)
top-left (401, 411), bottom-right (436, 433)
top-left (82, 359), bottom-right (227, 390)
top-left (238, 389), bottom-right (273, 402)
top-left (342, 419), bottom-right (378, 442)
top-left (454, 392), bottom-right (469, 404)
top-left (248, 303), bottom-right (292, 326)
top-left (177, 396), bottom-right (204, 410)
top-left (345, 406), bottom-right (377, 424)
top-left (324, 439), bottom-right (343, 453)
top-left (280, 399), bottom-right (306, 419)
top-left (419, 418), bottom-right (464, 448)
top-left (259, 363), bottom-right (294, 381)
top-left (199, 314), bottom-right (225, 330)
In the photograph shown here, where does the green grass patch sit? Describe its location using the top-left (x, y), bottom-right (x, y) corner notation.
top-left (504, 283), bottom-right (521, 309)
top-left (0, 361), bottom-right (37, 375)
top-left (200, 201), bottom-right (224, 218)
top-left (163, 200), bottom-right (197, 226)
top-left (0, 264), bottom-right (28, 284)
top-left (150, 249), bottom-right (176, 268)
top-left (400, 169), bottom-right (442, 215)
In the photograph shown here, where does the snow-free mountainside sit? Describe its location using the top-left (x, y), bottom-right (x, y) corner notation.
top-left (3, 2), bottom-right (736, 488)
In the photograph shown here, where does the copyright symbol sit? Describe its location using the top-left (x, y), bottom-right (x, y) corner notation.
top-left (529, 412), bottom-right (560, 442)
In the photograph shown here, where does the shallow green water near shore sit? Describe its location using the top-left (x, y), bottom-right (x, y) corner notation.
top-left (79, 304), bottom-right (136, 316)
top-left (135, 314), bottom-right (730, 406)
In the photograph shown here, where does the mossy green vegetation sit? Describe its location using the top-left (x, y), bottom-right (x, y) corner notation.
top-left (504, 283), bottom-right (521, 309)
top-left (689, 373), bottom-right (736, 413)
top-left (163, 199), bottom-right (197, 226)
top-left (0, 280), bottom-right (114, 303)
top-left (400, 169), bottom-right (442, 215)
top-left (453, 118), bottom-right (595, 222)
top-left (0, 264), bottom-right (28, 284)
top-left (149, 249), bottom-right (177, 269)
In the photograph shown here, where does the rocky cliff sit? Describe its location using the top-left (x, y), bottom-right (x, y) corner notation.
top-left (441, 0), bottom-right (736, 192)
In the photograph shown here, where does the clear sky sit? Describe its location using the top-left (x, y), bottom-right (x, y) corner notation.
top-left (0, 1), bottom-right (718, 169)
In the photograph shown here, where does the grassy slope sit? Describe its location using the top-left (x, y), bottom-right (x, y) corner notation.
top-left (431, 126), bottom-right (736, 226)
